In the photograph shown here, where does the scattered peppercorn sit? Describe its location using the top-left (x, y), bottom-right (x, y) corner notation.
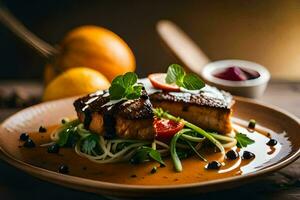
top-left (151, 166), bottom-right (157, 174)
top-left (58, 165), bottom-right (69, 174)
top-left (206, 161), bottom-right (221, 170)
top-left (242, 151), bottom-right (255, 160)
top-left (248, 119), bottom-right (256, 129)
top-left (266, 139), bottom-right (277, 146)
top-left (226, 150), bottom-right (239, 160)
top-left (23, 138), bottom-right (35, 148)
top-left (47, 144), bottom-right (60, 154)
top-left (61, 118), bottom-right (69, 124)
top-left (38, 126), bottom-right (47, 133)
top-left (19, 133), bottom-right (29, 141)
top-left (160, 163), bottom-right (166, 168)
top-left (140, 94), bottom-right (149, 100)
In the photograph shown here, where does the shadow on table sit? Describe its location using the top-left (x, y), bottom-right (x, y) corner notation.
top-left (0, 160), bottom-right (299, 200)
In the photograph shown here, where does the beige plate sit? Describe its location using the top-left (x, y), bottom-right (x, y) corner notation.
top-left (0, 96), bottom-right (299, 198)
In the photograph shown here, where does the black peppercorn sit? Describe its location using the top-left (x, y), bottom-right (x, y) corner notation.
top-left (58, 165), bottom-right (69, 174)
top-left (248, 119), bottom-right (256, 129)
top-left (38, 126), bottom-right (47, 133)
top-left (150, 166), bottom-right (157, 174)
top-left (47, 144), bottom-right (60, 154)
top-left (266, 139), bottom-right (277, 146)
top-left (140, 94), bottom-right (148, 99)
top-left (19, 133), bottom-right (29, 141)
top-left (242, 151), bottom-right (255, 160)
top-left (61, 118), bottom-right (69, 124)
top-left (23, 139), bottom-right (35, 148)
top-left (206, 161), bottom-right (221, 170)
top-left (226, 150), bottom-right (239, 160)
top-left (160, 163), bottom-right (166, 168)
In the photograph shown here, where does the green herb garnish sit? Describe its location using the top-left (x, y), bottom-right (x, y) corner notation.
top-left (153, 108), bottom-right (224, 155)
top-left (235, 132), bottom-right (255, 148)
top-left (109, 72), bottom-right (143, 100)
top-left (81, 134), bottom-right (100, 155)
top-left (165, 64), bottom-right (205, 90)
top-left (130, 146), bottom-right (165, 166)
top-left (56, 119), bottom-right (80, 147)
top-left (170, 129), bottom-right (191, 172)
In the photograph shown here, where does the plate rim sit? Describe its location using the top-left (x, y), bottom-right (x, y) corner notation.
top-left (0, 96), bottom-right (299, 192)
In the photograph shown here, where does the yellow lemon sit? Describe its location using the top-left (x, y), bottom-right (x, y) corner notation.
top-left (43, 67), bottom-right (110, 101)
top-left (44, 25), bottom-right (136, 84)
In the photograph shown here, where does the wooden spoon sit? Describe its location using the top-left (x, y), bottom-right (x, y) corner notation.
top-left (156, 20), bottom-right (210, 75)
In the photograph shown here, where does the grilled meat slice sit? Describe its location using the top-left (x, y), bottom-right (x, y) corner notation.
top-left (149, 86), bottom-right (234, 134)
top-left (73, 88), bottom-right (155, 140)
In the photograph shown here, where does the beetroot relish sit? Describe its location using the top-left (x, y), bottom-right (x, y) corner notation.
top-left (213, 66), bottom-right (260, 81)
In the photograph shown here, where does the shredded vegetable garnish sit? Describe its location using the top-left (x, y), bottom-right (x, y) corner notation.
top-left (47, 107), bottom-right (239, 172)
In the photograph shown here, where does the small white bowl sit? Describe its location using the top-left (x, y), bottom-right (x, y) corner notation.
top-left (201, 59), bottom-right (270, 98)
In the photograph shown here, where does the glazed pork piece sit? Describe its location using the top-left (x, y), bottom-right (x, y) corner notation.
top-left (74, 83), bottom-right (234, 140)
top-left (149, 86), bottom-right (234, 134)
top-left (73, 89), bottom-right (155, 140)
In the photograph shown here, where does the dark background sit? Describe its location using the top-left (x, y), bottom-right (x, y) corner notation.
top-left (1, 0), bottom-right (300, 80)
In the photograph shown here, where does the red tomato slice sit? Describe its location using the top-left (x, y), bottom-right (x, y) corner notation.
top-left (154, 118), bottom-right (184, 142)
top-left (148, 73), bottom-right (180, 92)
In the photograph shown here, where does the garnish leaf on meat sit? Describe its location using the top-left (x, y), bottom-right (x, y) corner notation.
top-left (235, 132), bottom-right (255, 148)
top-left (166, 64), bottom-right (185, 84)
top-left (130, 146), bottom-right (165, 166)
top-left (165, 64), bottom-right (205, 90)
top-left (109, 84), bottom-right (125, 100)
top-left (182, 74), bottom-right (205, 90)
top-left (109, 72), bottom-right (143, 100)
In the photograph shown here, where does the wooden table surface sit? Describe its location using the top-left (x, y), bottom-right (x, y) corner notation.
top-left (0, 81), bottom-right (299, 200)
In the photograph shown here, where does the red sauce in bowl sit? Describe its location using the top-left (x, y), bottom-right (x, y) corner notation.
top-left (213, 66), bottom-right (260, 81)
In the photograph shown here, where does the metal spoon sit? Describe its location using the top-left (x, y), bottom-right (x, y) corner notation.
top-left (0, 3), bottom-right (59, 59)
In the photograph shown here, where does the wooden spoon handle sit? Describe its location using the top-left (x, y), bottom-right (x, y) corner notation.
top-left (0, 4), bottom-right (58, 59)
top-left (156, 20), bottom-right (210, 75)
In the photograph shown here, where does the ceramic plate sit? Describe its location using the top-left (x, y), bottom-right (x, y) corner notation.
top-left (0, 96), bottom-right (299, 199)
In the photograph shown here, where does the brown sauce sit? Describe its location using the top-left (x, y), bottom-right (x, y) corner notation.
top-left (17, 122), bottom-right (290, 186)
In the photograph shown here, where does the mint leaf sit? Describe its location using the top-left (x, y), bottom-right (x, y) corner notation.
top-left (111, 75), bottom-right (124, 86)
top-left (182, 74), bottom-right (205, 90)
top-left (126, 85), bottom-right (142, 99)
top-left (165, 64), bottom-right (205, 90)
top-left (235, 132), bottom-right (255, 148)
top-left (123, 72), bottom-right (137, 88)
top-left (109, 84), bottom-right (125, 100)
top-left (165, 64), bottom-right (185, 84)
top-left (109, 72), bottom-right (142, 100)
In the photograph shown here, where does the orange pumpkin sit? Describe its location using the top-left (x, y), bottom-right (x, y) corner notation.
top-left (44, 25), bottom-right (136, 84)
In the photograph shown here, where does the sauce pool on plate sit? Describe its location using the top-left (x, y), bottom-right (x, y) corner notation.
top-left (16, 119), bottom-right (290, 186)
